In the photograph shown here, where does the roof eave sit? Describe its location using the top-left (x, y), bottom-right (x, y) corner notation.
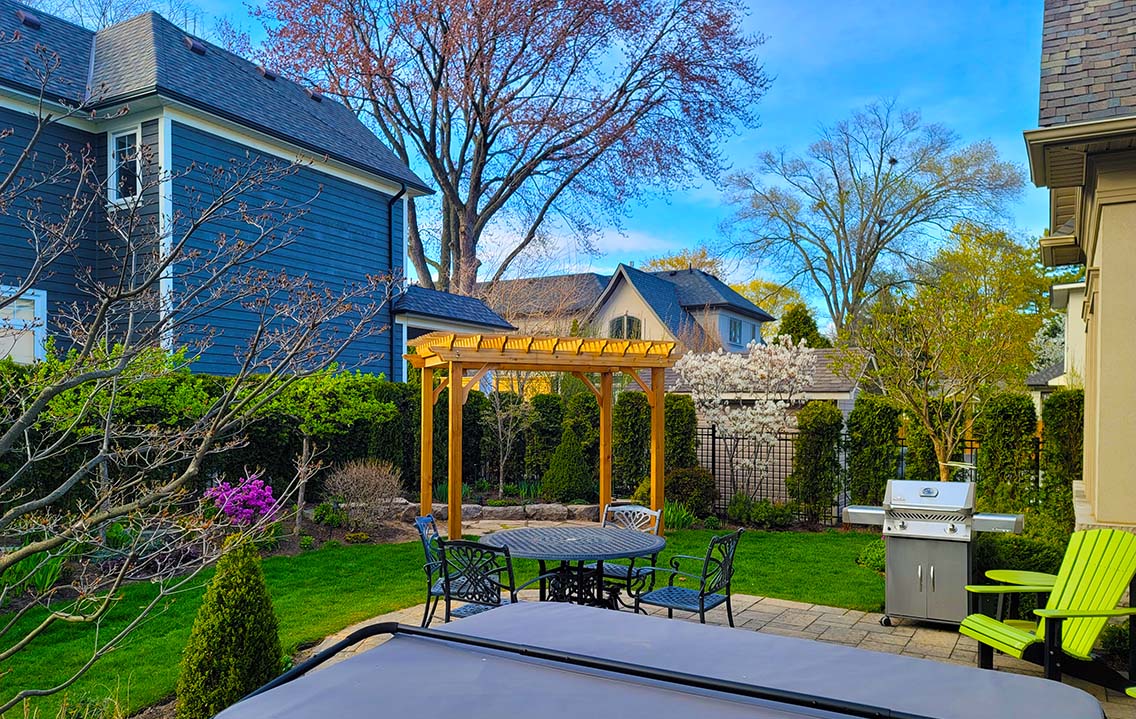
top-left (93, 86), bottom-right (434, 195)
top-left (393, 308), bottom-right (514, 332)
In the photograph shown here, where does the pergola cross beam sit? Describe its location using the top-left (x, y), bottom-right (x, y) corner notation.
top-left (407, 332), bottom-right (679, 539)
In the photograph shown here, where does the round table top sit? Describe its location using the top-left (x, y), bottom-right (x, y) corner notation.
top-left (985, 569), bottom-right (1058, 587)
top-left (482, 526), bottom-right (666, 562)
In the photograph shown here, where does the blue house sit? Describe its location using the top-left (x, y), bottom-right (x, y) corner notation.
top-left (0, 0), bottom-right (508, 380)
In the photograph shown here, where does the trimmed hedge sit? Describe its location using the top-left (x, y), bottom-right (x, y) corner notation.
top-left (665, 467), bottom-right (717, 518)
top-left (563, 392), bottom-right (600, 479)
top-left (974, 393), bottom-right (1037, 513)
top-left (665, 393), bottom-right (698, 472)
top-left (788, 401), bottom-right (843, 523)
top-left (846, 394), bottom-right (899, 505)
top-left (1040, 389), bottom-right (1083, 536)
top-left (525, 393), bottom-right (563, 481)
top-left (613, 391), bottom-right (651, 495)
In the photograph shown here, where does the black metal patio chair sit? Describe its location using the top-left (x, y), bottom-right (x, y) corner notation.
top-left (633, 528), bottom-right (744, 626)
top-left (584, 504), bottom-right (662, 607)
top-left (438, 539), bottom-right (557, 622)
top-left (414, 515), bottom-right (445, 627)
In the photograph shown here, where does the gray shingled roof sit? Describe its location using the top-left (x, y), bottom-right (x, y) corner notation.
top-left (0, 0), bottom-right (429, 192)
top-left (394, 285), bottom-right (514, 331)
top-left (618, 265), bottom-right (710, 345)
top-left (478, 273), bottom-right (610, 318)
top-left (649, 267), bottom-right (775, 323)
top-left (1027, 359), bottom-right (1065, 388)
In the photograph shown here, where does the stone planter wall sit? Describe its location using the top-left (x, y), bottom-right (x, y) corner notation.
top-left (388, 497), bottom-right (600, 523)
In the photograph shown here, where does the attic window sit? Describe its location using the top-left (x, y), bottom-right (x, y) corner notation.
top-left (16, 10), bottom-right (41, 29)
top-left (183, 36), bottom-right (206, 55)
top-left (306, 87), bottom-right (323, 102)
top-left (258, 66), bottom-right (277, 81)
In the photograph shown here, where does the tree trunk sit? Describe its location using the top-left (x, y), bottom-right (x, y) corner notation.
top-left (934, 438), bottom-right (952, 482)
top-left (295, 435), bottom-right (312, 535)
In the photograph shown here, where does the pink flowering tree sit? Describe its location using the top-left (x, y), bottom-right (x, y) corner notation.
top-left (674, 336), bottom-right (816, 499)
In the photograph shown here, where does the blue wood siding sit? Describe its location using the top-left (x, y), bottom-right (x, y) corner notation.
top-left (0, 107), bottom-right (99, 344)
top-left (170, 121), bottom-right (399, 377)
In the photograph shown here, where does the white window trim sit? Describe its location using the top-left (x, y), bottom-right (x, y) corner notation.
top-left (0, 286), bottom-right (47, 362)
top-left (107, 125), bottom-right (143, 206)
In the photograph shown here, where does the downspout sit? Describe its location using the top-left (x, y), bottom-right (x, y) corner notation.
top-left (388, 183), bottom-right (407, 381)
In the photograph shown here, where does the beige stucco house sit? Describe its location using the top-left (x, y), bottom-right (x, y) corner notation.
top-left (1025, 0), bottom-right (1136, 529)
top-left (1026, 281), bottom-right (1086, 413)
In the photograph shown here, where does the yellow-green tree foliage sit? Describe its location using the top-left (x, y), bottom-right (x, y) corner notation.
top-left (853, 224), bottom-right (1044, 481)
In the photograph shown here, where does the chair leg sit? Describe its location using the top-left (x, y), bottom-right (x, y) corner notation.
top-left (726, 596), bottom-right (735, 628)
top-left (1043, 617), bottom-right (1063, 681)
top-left (425, 595), bottom-right (440, 627)
top-left (978, 643), bottom-right (993, 670)
top-left (668, 608), bottom-right (673, 619)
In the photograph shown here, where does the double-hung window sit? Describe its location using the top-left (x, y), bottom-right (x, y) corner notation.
top-left (0, 287), bottom-right (46, 363)
top-left (609, 315), bottom-right (642, 340)
top-left (110, 129), bottom-right (140, 202)
top-left (728, 317), bottom-right (742, 345)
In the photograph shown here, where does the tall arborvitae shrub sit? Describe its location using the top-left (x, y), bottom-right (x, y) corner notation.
top-left (664, 393), bottom-right (698, 472)
top-left (846, 394), bottom-right (900, 505)
top-left (1040, 389), bottom-right (1083, 536)
top-left (613, 391), bottom-right (651, 495)
top-left (974, 393), bottom-right (1037, 513)
top-left (176, 541), bottom-right (281, 719)
top-left (525, 393), bottom-right (564, 481)
top-left (902, 417), bottom-right (940, 482)
top-left (562, 392), bottom-right (600, 477)
top-left (541, 427), bottom-right (596, 502)
top-left (787, 401), bottom-right (844, 523)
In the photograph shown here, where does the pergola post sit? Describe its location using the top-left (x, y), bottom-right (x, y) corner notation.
top-left (448, 362), bottom-right (463, 539)
top-left (650, 367), bottom-right (666, 532)
top-left (420, 366), bottom-right (434, 517)
top-left (599, 372), bottom-right (614, 512)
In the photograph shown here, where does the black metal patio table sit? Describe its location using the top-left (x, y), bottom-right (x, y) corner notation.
top-left (482, 525), bottom-right (665, 607)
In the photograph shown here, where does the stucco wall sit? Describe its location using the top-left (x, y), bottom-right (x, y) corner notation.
top-left (591, 277), bottom-right (672, 340)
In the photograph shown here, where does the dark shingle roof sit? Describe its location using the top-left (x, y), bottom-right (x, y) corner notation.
top-left (394, 285), bottom-right (514, 331)
top-left (619, 265), bottom-right (709, 345)
top-left (1027, 359), bottom-right (1065, 388)
top-left (478, 273), bottom-right (610, 318)
top-left (0, 0), bottom-right (429, 192)
top-left (0, 2), bottom-right (93, 101)
top-left (648, 267), bottom-right (775, 323)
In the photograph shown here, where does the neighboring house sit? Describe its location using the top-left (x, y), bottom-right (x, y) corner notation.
top-left (1024, 1), bottom-right (1136, 528)
top-left (585, 264), bottom-right (774, 350)
top-left (0, 1), bottom-right (503, 381)
top-left (1025, 281), bottom-right (1086, 413)
top-left (478, 272), bottom-right (609, 336)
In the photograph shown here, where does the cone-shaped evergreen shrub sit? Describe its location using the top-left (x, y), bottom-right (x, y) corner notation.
top-left (176, 540), bottom-right (281, 719)
top-left (541, 427), bottom-right (596, 502)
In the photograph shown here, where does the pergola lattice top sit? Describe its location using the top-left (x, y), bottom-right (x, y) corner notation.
top-left (406, 332), bottom-right (677, 371)
top-left (406, 332), bottom-right (680, 538)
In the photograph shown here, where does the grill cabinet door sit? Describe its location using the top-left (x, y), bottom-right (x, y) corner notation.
top-left (885, 537), bottom-right (927, 619)
top-left (926, 540), bottom-right (970, 623)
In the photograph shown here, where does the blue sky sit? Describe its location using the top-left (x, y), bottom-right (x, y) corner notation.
top-left (196, 0), bottom-right (1048, 286)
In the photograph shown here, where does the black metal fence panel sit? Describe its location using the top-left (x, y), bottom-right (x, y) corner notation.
top-left (695, 426), bottom-right (1041, 528)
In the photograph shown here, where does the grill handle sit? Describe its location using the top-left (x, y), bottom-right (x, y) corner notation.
top-left (918, 564), bottom-right (922, 592)
top-left (930, 565), bottom-right (935, 591)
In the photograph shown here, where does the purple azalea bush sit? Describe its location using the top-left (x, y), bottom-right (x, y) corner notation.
top-left (205, 472), bottom-right (276, 526)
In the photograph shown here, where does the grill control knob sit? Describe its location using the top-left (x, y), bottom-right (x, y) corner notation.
top-left (897, 520), bottom-right (907, 530)
top-left (947, 523), bottom-right (957, 534)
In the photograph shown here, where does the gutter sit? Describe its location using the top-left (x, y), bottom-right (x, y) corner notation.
top-left (388, 182), bottom-right (407, 380)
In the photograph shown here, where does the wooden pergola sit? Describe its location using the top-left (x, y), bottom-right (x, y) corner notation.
top-left (405, 332), bottom-right (681, 538)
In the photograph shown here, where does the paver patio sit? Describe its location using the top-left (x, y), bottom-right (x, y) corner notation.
top-left (312, 592), bottom-right (1136, 718)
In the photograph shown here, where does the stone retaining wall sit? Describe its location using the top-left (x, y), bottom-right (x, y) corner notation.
top-left (388, 497), bottom-right (599, 523)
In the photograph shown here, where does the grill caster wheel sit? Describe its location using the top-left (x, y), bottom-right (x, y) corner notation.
top-left (880, 616), bottom-right (893, 627)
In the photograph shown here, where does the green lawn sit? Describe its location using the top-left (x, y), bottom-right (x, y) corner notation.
top-left (3, 529), bottom-right (881, 718)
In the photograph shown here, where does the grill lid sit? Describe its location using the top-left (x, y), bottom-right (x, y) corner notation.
top-left (883, 480), bottom-right (975, 513)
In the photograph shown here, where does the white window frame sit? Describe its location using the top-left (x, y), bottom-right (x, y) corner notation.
top-left (0, 286), bottom-right (47, 362)
top-left (108, 126), bottom-right (142, 205)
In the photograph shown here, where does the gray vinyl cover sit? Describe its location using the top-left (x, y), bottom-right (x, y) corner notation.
top-left (218, 602), bottom-right (1103, 719)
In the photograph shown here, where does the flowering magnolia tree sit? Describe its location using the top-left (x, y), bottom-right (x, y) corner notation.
top-left (675, 336), bottom-right (816, 499)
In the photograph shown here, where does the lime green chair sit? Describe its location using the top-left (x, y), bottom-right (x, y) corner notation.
top-left (960, 528), bottom-right (1136, 690)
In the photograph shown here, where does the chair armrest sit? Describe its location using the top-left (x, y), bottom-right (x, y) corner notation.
top-left (1034, 607), bottom-right (1136, 619)
top-left (965, 584), bottom-right (1054, 595)
top-left (515, 572), bottom-right (563, 593)
top-left (643, 565), bottom-right (703, 587)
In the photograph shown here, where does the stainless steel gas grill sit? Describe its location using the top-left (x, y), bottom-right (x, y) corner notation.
top-left (843, 479), bottom-right (1023, 626)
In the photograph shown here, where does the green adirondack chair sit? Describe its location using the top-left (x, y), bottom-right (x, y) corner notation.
top-left (959, 528), bottom-right (1136, 692)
